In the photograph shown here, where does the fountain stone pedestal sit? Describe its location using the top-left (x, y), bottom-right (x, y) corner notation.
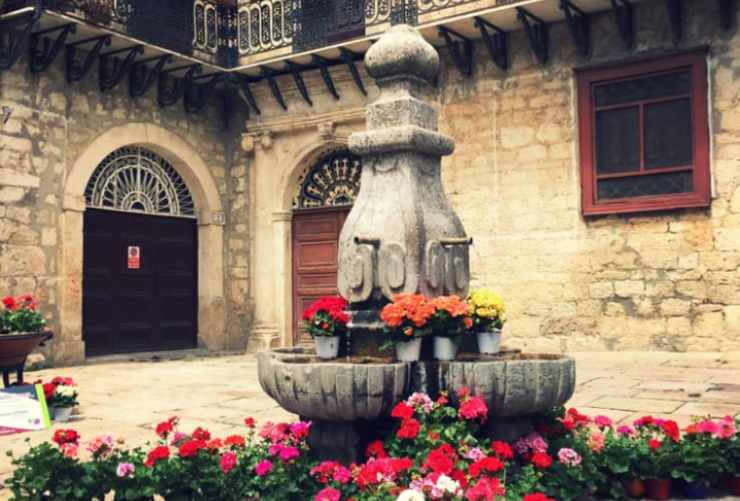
top-left (257, 24), bottom-right (576, 462)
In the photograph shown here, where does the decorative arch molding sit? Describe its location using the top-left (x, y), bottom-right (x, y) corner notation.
top-left (292, 149), bottom-right (362, 209)
top-left (57, 122), bottom-right (226, 364)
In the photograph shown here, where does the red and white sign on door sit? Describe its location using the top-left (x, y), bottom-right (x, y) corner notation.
top-left (127, 246), bottom-right (141, 269)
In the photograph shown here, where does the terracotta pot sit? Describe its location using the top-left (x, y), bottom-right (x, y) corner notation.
top-left (726, 475), bottom-right (740, 496)
top-left (623, 478), bottom-right (646, 498)
top-left (0, 332), bottom-right (53, 367)
top-left (645, 479), bottom-right (672, 500)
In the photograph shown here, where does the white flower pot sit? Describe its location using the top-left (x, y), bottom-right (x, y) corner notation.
top-left (314, 336), bottom-right (340, 359)
top-left (54, 406), bottom-right (73, 422)
top-left (396, 338), bottom-right (422, 362)
top-left (433, 336), bottom-right (458, 361)
top-left (477, 328), bottom-right (502, 354)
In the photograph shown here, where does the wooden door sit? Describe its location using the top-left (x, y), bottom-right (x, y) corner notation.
top-left (83, 209), bottom-right (198, 355)
top-left (291, 207), bottom-right (350, 344)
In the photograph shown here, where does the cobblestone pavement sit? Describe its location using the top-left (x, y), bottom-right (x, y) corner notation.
top-left (2, 351), bottom-right (740, 499)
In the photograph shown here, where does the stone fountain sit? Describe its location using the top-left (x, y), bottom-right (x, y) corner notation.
top-left (258, 25), bottom-right (575, 462)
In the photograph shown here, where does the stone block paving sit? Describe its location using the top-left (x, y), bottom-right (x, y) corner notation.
top-left (1, 351), bottom-right (740, 500)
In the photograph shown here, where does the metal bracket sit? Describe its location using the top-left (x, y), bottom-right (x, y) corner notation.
top-left (129, 54), bottom-right (171, 98)
top-left (29, 23), bottom-right (76, 74)
top-left (157, 64), bottom-right (201, 108)
top-left (340, 48), bottom-right (367, 95)
top-left (235, 75), bottom-right (261, 116)
top-left (439, 237), bottom-right (473, 246)
top-left (285, 61), bottom-right (313, 106)
top-left (65, 34), bottom-right (111, 83)
top-left (312, 55), bottom-right (340, 100)
top-left (560, 0), bottom-right (590, 56)
top-left (262, 67), bottom-right (288, 110)
top-left (184, 72), bottom-right (226, 114)
top-left (98, 44), bottom-right (144, 92)
top-left (665, 0), bottom-right (683, 43)
top-left (438, 26), bottom-right (474, 78)
top-left (517, 7), bottom-right (549, 65)
top-left (610, 0), bottom-right (634, 50)
top-left (474, 17), bottom-right (508, 71)
top-left (0, 0), bottom-right (42, 72)
top-left (354, 237), bottom-right (381, 247)
top-left (719, 0), bottom-right (737, 30)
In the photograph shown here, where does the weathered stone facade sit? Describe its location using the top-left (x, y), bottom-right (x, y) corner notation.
top-left (0, 51), bottom-right (251, 363)
top-left (2, 0), bottom-right (739, 362)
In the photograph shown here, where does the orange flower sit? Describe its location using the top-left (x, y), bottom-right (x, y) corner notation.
top-left (432, 295), bottom-right (469, 317)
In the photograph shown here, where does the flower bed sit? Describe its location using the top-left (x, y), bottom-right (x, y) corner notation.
top-left (5, 391), bottom-right (740, 500)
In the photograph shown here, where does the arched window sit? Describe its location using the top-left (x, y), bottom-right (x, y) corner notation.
top-left (85, 146), bottom-right (195, 217)
top-left (293, 150), bottom-right (362, 209)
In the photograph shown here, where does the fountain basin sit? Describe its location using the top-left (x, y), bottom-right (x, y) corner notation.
top-left (257, 348), bottom-right (410, 422)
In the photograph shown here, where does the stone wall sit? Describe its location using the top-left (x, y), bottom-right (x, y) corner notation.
top-left (439, 0), bottom-right (740, 352)
top-left (0, 51), bottom-right (251, 363)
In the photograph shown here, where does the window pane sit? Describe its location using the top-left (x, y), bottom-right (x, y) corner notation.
top-left (595, 107), bottom-right (640, 174)
top-left (594, 70), bottom-right (691, 107)
top-left (645, 99), bottom-right (693, 169)
top-left (597, 171), bottom-right (693, 200)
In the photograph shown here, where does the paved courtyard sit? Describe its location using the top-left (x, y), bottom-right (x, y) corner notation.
top-left (2, 350), bottom-right (740, 499)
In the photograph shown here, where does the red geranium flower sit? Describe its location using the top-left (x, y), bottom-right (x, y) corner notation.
top-left (2, 296), bottom-right (17, 310)
top-left (144, 445), bottom-right (170, 467)
top-left (661, 420), bottom-right (680, 441)
top-left (302, 296), bottom-right (349, 324)
top-left (492, 441), bottom-right (514, 460)
top-left (465, 476), bottom-right (505, 501)
top-left (192, 427), bottom-right (211, 441)
top-left (42, 383), bottom-right (57, 401)
top-left (423, 445), bottom-right (458, 474)
top-left (459, 396), bottom-right (488, 423)
top-left (396, 418), bottom-right (420, 440)
top-left (391, 402), bottom-right (414, 420)
top-left (244, 417), bottom-right (256, 428)
top-left (179, 439), bottom-right (207, 458)
top-left (649, 439), bottom-right (662, 452)
top-left (224, 435), bottom-right (246, 448)
top-left (470, 456), bottom-right (505, 478)
top-left (220, 451), bottom-right (237, 474)
top-left (155, 420), bottom-right (174, 439)
top-left (366, 440), bottom-right (388, 459)
top-left (52, 429), bottom-right (79, 446)
top-left (530, 452), bottom-right (553, 469)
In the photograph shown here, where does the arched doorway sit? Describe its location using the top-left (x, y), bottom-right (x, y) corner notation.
top-left (291, 150), bottom-right (362, 343)
top-left (82, 146), bottom-right (198, 355)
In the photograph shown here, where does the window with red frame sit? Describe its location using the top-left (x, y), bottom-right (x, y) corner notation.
top-left (576, 51), bottom-right (710, 216)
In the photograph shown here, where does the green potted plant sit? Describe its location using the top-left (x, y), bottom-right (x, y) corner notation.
top-left (673, 426), bottom-right (725, 499)
top-left (301, 296), bottom-right (349, 360)
top-left (716, 417), bottom-right (740, 495)
top-left (598, 428), bottom-right (644, 498)
top-left (46, 377), bottom-right (79, 422)
top-left (379, 293), bottom-right (434, 362)
top-left (466, 288), bottom-right (506, 354)
top-left (429, 295), bottom-right (472, 361)
top-left (0, 294), bottom-right (51, 382)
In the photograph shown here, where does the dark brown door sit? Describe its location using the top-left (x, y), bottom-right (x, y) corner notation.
top-left (83, 208), bottom-right (198, 355)
top-left (292, 207), bottom-right (349, 344)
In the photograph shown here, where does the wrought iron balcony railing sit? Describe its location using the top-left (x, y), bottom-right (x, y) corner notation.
top-left (1, 0), bottom-right (502, 69)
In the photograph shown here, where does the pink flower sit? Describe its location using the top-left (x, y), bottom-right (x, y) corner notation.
top-left (86, 435), bottom-right (113, 457)
top-left (289, 421), bottom-right (312, 440)
top-left (333, 465), bottom-right (352, 484)
top-left (464, 447), bottom-right (486, 462)
top-left (696, 420), bottom-right (720, 435)
top-left (718, 416), bottom-right (737, 439)
top-left (255, 459), bottom-right (273, 477)
top-left (588, 432), bottom-right (605, 453)
top-left (60, 443), bottom-right (78, 458)
top-left (594, 415), bottom-right (613, 428)
top-left (315, 487), bottom-right (341, 501)
top-left (116, 462), bottom-right (135, 478)
top-left (170, 431), bottom-right (188, 445)
top-left (279, 445), bottom-right (300, 462)
top-left (514, 432), bottom-right (548, 455)
top-left (617, 425), bottom-right (634, 436)
top-left (558, 448), bottom-right (582, 467)
top-left (459, 396), bottom-right (488, 422)
top-left (220, 451), bottom-right (237, 474)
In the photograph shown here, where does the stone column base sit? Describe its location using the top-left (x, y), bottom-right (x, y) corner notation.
top-left (305, 419), bottom-right (395, 464)
top-left (51, 339), bottom-right (85, 366)
top-left (246, 327), bottom-right (280, 353)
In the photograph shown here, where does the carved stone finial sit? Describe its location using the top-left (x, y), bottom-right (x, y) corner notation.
top-left (364, 24), bottom-right (439, 84)
top-left (338, 24), bottom-right (469, 307)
